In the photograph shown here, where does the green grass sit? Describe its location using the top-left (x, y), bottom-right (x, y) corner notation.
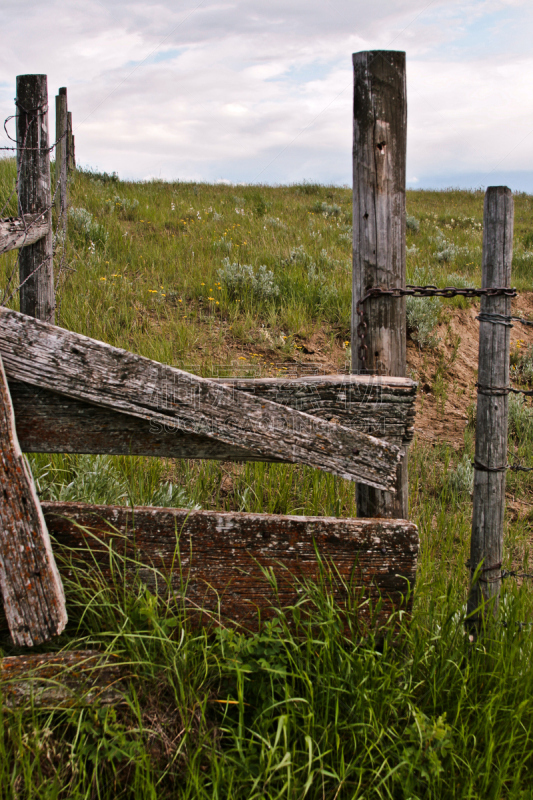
top-left (2, 158), bottom-right (533, 796)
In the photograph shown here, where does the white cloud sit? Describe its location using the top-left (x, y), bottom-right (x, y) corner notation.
top-left (0, 0), bottom-right (532, 187)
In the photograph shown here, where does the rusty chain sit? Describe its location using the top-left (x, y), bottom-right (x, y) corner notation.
top-left (355, 285), bottom-right (518, 373)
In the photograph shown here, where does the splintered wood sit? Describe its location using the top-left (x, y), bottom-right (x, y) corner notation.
top-left (9, 374), bottom-right (416, 461)
top-left (0, 356), bottom-right (67, 646)
top-left (44, 502), bottom-right (419, 629)
top-left (0, 308), bottom-right (403, 490)
top-left (0, 650), bottom-right (126, 707)
top-left (0, 214), bottom-right (51, 255)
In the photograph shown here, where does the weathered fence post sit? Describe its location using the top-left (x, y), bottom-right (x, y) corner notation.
top-left (67, 110), bottom-right (75, 171)
top-left (0, 354), bottom-right (67, 645)
top-left (16, 74), bottom-right (54, 322)
top-left (468, 186), bottom-right (514, 625)
top-left (351, 50), bottom-right (408, 519)
top-left (55, 87), bottom-right (68, 233)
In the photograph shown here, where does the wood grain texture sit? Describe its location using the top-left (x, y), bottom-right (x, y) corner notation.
top-left (468, 186), bottom-right (514, 621)
top-left (43, 502), bottom-right (418, 630)
top-left (9, 374), bottom-right (416, 461)
top-left (0, 356), bottom-right (67, 646)
top-left (0, 650), bottom-right (126, 707)
top-left (67, 111), bottom-right (74, 171)
top-left (0, 214), bottom-right (51, 255)
top-left (55, 89), bottom-right (68, 233)
top-left (351, 50), bottom-right (408, 519)
top-left (16, 75), bottom-right (54, 323)
top-left (0, 308), bottom-right (403, 490)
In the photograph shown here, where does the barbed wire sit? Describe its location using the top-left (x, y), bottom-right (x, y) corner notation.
top-left (1, 101), bottom-right (68, 153)
top-left (472, 460), bottom-right (533, 474)
top-left (0, 99), bottom-right (74, 322)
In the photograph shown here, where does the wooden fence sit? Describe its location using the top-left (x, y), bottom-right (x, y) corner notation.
top-left (26, 55), bottom-right (533, 697)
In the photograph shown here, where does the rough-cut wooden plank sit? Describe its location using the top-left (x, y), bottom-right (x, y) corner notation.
top-left (0, 356), bottom-right (67, 646)
top-left (0, 214), bottom-right (51, 255)
top-left (352, 50), bottom-right (409, 519)
top-left (0, 650), bottom-right (126, 707)
top-left (43, 502), bottom-right (418, 629)
top-left (468, 187), bottom-right (514, 624)
top-left (10, 374), bottom-right (416, 461)
top-left (0, 309), bottom-right (402, 490)
top-left (16, 74), bottom-right (54, 322)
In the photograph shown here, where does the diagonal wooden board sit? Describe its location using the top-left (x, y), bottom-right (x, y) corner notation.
top-left (8, 373), bottom-right (417, 461)
top-left (43, 501), bottom-right (418, 630)
top-left (0, 308), bottom-right (402, 491)
top-left (0, 355), bottom-right (67, 646)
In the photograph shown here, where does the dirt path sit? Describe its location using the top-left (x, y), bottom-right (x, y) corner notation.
top-left (408, 293), bottom-right (533, 448)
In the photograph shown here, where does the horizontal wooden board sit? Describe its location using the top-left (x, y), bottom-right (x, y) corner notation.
top-left (43, 502), bottom-right (418, 630)
top-left (0, 650), bottom-right (126, 707)
top-left (0, 308), bottom-right (402, 490)
top-left (10, 374), bottom-right (416, 463)
top-left (0, 214), bottom-right (50, 255)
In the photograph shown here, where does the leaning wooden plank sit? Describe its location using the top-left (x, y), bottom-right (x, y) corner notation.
top-left (0, 650), bottom-right (127, 707)
top-left (43, 502), bottom-right (418, 630)
top-left (9, 374), bottom-right (417, 462)
top-left (0, 356), bottom-right (67, 647)
top-left (0, 214), bottom-right (51, 255)
top-left (0, 309), bottom-right (401, 490)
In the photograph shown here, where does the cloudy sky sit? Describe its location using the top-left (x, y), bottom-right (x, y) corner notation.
top-left (1, 0), bottom-right (532, 189)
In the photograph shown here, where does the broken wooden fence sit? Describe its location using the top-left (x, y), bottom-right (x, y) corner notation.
top-left (0, 308), bottom-right (418, 651)
top-left (0, 69), bottom-right (419, 705)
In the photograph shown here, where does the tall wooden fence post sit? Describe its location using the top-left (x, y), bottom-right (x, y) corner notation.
top-left (16, 74), bottom-right (54, 322)
top-left (468, 186), bottom-right (514, 625)
top-left (351, 50), bottom-right (408, 519)
top-left (55, 87), bottom-right (68, 233)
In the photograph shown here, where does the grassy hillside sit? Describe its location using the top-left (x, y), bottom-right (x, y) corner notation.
top-left (1, 159), bottom-right (533, 797)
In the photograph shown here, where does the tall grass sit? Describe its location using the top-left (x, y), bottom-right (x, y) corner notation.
top-left (2, 522), bottom-right (533, 799)
top-left (1, 159), bottom-right (533, 795)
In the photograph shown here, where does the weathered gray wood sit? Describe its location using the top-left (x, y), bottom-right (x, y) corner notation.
top-left (468, 187), bottom-right (514, 623)
top-left (9, 374), bottom-right (416, 460)
top-left (16, 74), bottom-right (54, 323)
top-left (67, 111), bottom-right (74, 171)
top-left (0, 355), bottom-right (67, 646)
top-left (43, 502), bottom-right (418, 630)
top-left (0, 650), bottom-right (126, 707)
top-left (351, 50), bottom-right (408, 519)
top-left (55, 88), bottom-right (68, 232)
top-left (0, 214), bottom-right (51, 254)
top-left (0, 308), bottom-right (402, 490)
